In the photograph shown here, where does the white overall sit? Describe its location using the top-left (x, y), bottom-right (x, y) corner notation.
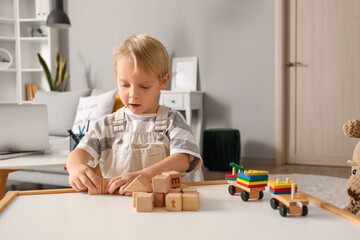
top-left (101, 106), bottom-right (193, 181)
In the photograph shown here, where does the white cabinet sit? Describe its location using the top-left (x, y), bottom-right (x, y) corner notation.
top-left (0, 0), bottom-right (58, 103)
top-left (159, 90), bottom-right (204, 148)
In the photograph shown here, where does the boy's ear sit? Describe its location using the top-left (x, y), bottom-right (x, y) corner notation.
top-left (160, 73), bottom-right (170, 90)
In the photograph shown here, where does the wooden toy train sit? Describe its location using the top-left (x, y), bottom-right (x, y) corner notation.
top-left (225, 162), bottom-right (309, 217)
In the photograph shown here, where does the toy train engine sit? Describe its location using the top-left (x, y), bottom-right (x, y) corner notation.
top-left (226, 162), bottom-right (269, 202)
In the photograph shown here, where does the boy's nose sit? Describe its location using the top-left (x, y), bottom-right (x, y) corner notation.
top-left (129, 87), bottom-right (139, 99)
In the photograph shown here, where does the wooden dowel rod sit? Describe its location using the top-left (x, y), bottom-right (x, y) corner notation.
top-left (0, 191), bottom-right (19, 214)
top-left (298, 190), bottom-right (360, 225)
top-left (18, 188), bottom-right (83, 196)
top-left (183, 180), bottom-right (228, 186)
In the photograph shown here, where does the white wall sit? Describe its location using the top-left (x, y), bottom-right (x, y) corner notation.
top-left (66, 0), bottom-right (275, 161)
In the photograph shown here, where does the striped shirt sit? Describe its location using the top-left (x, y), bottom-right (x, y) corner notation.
top-left (78, 107), bottom-right (203, 180)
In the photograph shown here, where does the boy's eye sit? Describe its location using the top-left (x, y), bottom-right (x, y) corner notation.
top-left (141, 86), bottom-right (150, 89)
top-left (121, 84), bottom-right (129, 87)
top-left (353, 169), bottom-right (357, 175)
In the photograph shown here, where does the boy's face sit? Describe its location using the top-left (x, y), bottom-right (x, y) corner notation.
top-left (116, 57), bottom-right (169, 115)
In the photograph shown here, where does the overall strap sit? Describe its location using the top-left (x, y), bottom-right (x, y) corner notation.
top-left (155, 105), bottom-right (170, 139)
top-left (113, 107), bottom-right (126, 133)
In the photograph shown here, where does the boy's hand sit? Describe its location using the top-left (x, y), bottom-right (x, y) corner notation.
top-left (68, 164), bottom-right (101, 192)
top-left (107, 172), bottom-right (142, 196)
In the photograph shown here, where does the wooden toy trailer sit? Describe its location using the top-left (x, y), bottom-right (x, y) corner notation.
top-left (269, 178), bottom-right (309, 217)
top-left (226, 163), bottom-right (268, 202)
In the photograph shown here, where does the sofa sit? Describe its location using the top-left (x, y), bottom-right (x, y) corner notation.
top-left (7, 89), bottom-right (122, 188)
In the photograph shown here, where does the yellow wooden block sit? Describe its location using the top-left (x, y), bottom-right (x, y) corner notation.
top-left (270, 181), bottom-right (298, 189)
top-left (245, 170), bottom-right (269, 176)
top-left (237, 179), bottom-right (268, 185)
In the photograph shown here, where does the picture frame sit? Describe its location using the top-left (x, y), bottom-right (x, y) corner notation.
top-left (0, 48), bottom-right (13, 70)
top-left (171, 57), bottom-right (198, 91)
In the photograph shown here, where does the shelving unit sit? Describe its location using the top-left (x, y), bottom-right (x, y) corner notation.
top-left (0, 0), bottom-right (58, 103)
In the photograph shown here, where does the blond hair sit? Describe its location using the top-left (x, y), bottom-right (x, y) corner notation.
top-left (113, 34), bottom-right (169, 79)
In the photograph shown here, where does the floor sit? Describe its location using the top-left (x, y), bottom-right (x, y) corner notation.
top-left (202, 160), bottom-right (351, 180)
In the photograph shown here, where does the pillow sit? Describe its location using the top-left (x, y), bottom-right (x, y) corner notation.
top-left (72, 89), bottom-right (117, 134)
top-left (90, 88), bottom-right (124, 112)
top-left (112, 94), bottom-right (124, 112)
top-left (90, 88), bottom-right (103, 96)
top-left (32, 90), bottom-right (91, 136)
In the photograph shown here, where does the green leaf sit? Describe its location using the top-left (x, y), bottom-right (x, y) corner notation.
top-left (54, 50), bottom-right (60, 88)
top-left (37, 53), bottom-right (54, 90)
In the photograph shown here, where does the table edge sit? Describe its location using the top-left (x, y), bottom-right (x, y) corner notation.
top-left (1, 179), bottom-right (359, 226)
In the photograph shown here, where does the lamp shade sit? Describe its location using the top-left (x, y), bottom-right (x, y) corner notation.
top-left (46, 0), bottom-right (71, 29)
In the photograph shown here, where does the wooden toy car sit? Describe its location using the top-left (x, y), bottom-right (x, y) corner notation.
top-left (269, 178), bottom-right (309, 217)
top-left (226, 163), bottom-right (269, 202)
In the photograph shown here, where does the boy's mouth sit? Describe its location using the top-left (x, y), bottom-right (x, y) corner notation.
top-left (129, 103), bottom-right (141, 108)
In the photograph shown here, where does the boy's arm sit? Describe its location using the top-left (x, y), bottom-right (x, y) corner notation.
top-left (139, 153), bottom-right (190, 180)
top-left (107, 153), bottom-right (190, 195)
top-left (66, 148), bottom-right (101, 192)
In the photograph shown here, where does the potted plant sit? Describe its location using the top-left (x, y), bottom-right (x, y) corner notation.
top-left (37, 46), bottom-right (69, 91)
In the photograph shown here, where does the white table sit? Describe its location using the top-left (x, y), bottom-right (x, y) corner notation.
top-left (159, 90), bottom-right (203, 147)
top-left (0, 183), bottom-right (359, 239)
top-left (0, 137), bottom-right (68, 198)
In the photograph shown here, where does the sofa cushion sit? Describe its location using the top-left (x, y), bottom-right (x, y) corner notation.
top-left (91, 89), bottom-right (124, 112)
top-left (33, 90), bottom-right (91, 136)
top-left (71, 89), bottom-right (117, 134)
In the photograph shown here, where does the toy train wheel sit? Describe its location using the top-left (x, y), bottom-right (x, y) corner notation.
top-left (279, 205), bottom-right (287, 217)
top-left (270, 198), bottom-right (279, 209)
top-left (241, 191), bottom-right (249, 202)
top-left (228, 185), bottom-right (236, 195)
top-left (301, 206), bottom-right (308, 216)
top-left (258, 191), bottom-right (264, 200)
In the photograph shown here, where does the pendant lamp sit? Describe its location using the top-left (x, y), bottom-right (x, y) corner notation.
top-left (46, 0), bottom-right (71, 29)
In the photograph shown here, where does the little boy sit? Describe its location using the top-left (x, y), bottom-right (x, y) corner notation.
top-left (66, 34), bottom-right (203, 195)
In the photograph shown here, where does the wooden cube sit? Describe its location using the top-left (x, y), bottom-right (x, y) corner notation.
top-left (88, 186), bottom-right (101, 195)
top-left (162, 171), bottom-right (181, 188)
top-left (101, 178), bottom-right (110, 194)
top-left (169, 188), bottom-right (182, 194)
top-left (182, 187), bottom-right (197, 193)
top-left (154, 193), bottom-right (165, 207)
top-left (182, 192), bottom-right (199, 211)
top-left (88, 178), bottom-right (109, 195)
top-left (136, 193), bottom-right (154, 212)
top-left (132, 192), bottom-right (141, 207)
top-left (166, 193), bottom-right (182, 211)
top-left (152, 175), bottom-right (171, 193)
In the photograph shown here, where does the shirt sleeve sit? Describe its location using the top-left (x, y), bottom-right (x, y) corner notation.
top-left (167, 111), bottom-right (203, 173)
top-left (77, 114), bottom-right (114, 165)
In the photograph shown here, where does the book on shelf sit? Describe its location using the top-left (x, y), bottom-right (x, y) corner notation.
top-left (25, 84), bottom-right (40, 100)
